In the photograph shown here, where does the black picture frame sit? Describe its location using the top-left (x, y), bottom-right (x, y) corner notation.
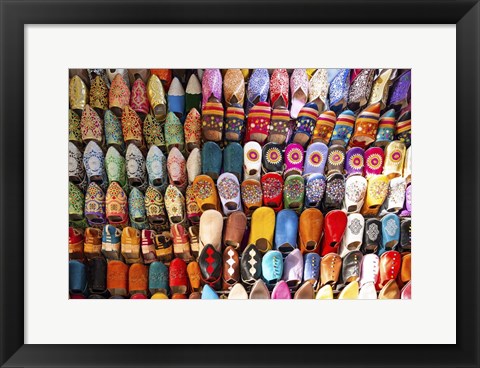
top-left (1, 1), bottom-right (478, 367)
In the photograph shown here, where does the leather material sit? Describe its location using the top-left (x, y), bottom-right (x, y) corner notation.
top-left (84, 227), bottom-right (103, 260)
top-left (88, 257), bottom-right (107, 294)
top-left (193, 175), bottom-right (219, 212)
top-left (184, 107), bottom-right (202, 152)
top-left (274, 209), bottom-right (298, 254)
top-left (189, 291), bottom-right (202, 299)
top-left (378, 279), bottom-right (400, 299)
top-left (303, 253), bottom-right (321, 287)
top-left (320, 210), bottom-right (347, 256)
top-left (316, 284), bottom-right (334, 299)
top-left (359, 253), bottom-right (379, 288)
top-left (222, 246), bottom-right (240, 290)
top-left (69, 227), bottom-right (85, 261)
top-left (284, 143), bottom-right (304, 176)
top-left (217, 173), bottom-right (242, 215)
top-left (339, 214), bottom-right (364, 256)
top-left (400, 253), bottom-right (411, 283)
top-left (262, 250), bottom-right (284, 287)
top-left (361, 174), bottom-right (389, 216)
top-left (131, 293), bottom-right (147, 299)
top-left (377, 251), bottom-right (401, 290)
top-left (149, 261), bottom-right (169, 295)
top-left (341, 250), bottom-right (363, 283)
top-left (69, 260), bottom-right (88, 295)
top-left (322, 173), bottom-right (345, 212)
top-left (241, 179), bottom-right (263, 214)
top-left (262, 142), bottom-right (284, 173)
top-left (312, 110), bottom-right (336, 145)
top-left (243, 141), bottom-right (262, 181)
top-left (383, 140), bottom-right (406, 179)
top-left (171, 224), bottom-right (193, 261)
top-left (350, 102), bottom-right (380, 148)
top-left (167, 148), bottom-right (187, 193)
top-left (223, 142), bottom-right (244, 181)
top-left (399, 219), bottom-right (411, 252)
top-left (245, 101), bottom-right (271, 144)
top-left (268, 107), bottom-right (290, 145)
top-left (154, 231), bottom-right (173, 263)
top-left (201, 284), bottom-right (219, 299)
top-left (261, 172), bottom-right (284, 212)
top-left (283, 175), bottom-right (305, 214)
top-left (240, 244), bottom-right (262, 285)
top-left (345, 147), bottom-right (365, 177)
top-left (282, 249), bottom-right (304, 288)
top-left (304, 173), bottom-right (326, 209)
top-left (293, 281), bottom-right (314, 299)
top-left (344, 175), bottom-right (367, 213)
top-left (401, 280), bottom-right (412, 299)
top-left (128, 263), bottom-right (148, 296)
top-left (320, 253), bottom-right (342, 287)
top-left (271, 280), bottom-right (291, 299)
top-left (326, 144), bottom-right (346, 175)
top-left (364, 147), bottom-right (385, 178)
top-left (202, 141), bottom-right (223, 180)
top-left (141, 229), bottom-right (157, 264)
top-left (223, 212), bottom-right (247, 249)
top-left (198, 244), bottom-right (222, 290)
top-left (299, 208), bottom-right (324, 254)
top-left (358, 281), bottom-right (377, 299)
top-left (201, 99), bottom-right (224, 143)
top-left (380, 176), bottom-right (406, 215)
top-left (107, 260), bottom-right (129, 296)
top-left (188, 225), bottom-right (200, 258)
top-left (225, 104), bottom-right (245, 142)
top-left (380, 214), bottom-right (400, 255)
top-left (186, 148), bottom-right (201, 184)
top-left (362, 219), bottom-right (382, 253)
top-left (187, 261), bottom-right (202, 291)
top-left (128, 188), bottom-right (148, 230)
top-left (199, 210), bottom-right (223, 253)
top-left (338, 281), bottom-right (359, 299)
top-left (169, 258), bottom-right (189, 294)
top-left (248, 207), bottom-right (275, 253)
top-left (228, 283), bottom-right (249, 299)
top-left (151, 292), bottom-right (168, 299)
top-left (303, 142), bottom-right (328, 176)
top-left (249, 279), bottom-right (270, 299)
top-left (121, 227), bottom-right (143, 264)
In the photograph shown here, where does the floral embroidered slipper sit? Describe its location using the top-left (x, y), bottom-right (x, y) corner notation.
top-left (129, 77), bottom-right (149, 120)
top-left (185, 73), bottom-right (202, 113)
top-left (312, 110), bottom-right (337, 145)
top-left (69, 182), bottom-right (86, 224)
top-left (383, 140), bottom-right (406, 179)
top-left (80, 105), bottom-right (103, 145)
top-left (69, 142), bottom-right (87, 191)
top-left (85, 182), bottom-right (106, 227)
top-left (164, 112), bottom-right (185, 152)
top-left (150, 69), bottom-right (172, 91)
top-left (380, 177), bottom-right (406, 215)
top-left (267, 107), bottom-right (290, 145)
top-left (147, 74), bottom-right (167, 123)
top-left (308, 68), bottom-right (329, 113)
top-left (245, 102), bottom-right (271, 144)
top-left (143, 113), bottom-right (166, 152)
top-left (193, 174), bottom-right (219, 212)
top-left (284, 143), bottom-right (304, 177)
top-left (344, 175), bottom-right (367, 213)
top-left (121, 106), bottom-right (144, 148)
top-left (326, 144), bottom-right (346, 176)
top-left (349, 103), bottom-right (380, 149)
top-left (106, 182), bottom-right (129, 229)
top-left (183, 108), bottom-right (202, 153)
top-left (345, 147), bottom-right (364, 177)
top-left (225, 103), bottom-right (245, 142)
top-left (283, 174), bottom-right (305, 214)
top-left (388, 70), bottom-right (411, 113)
top-left (290, 68), bottom-right (309, 119)
top-left (328, 69), bottom-right (350, 115)
top-left (105, 146), bottom-right (127, 191)
top-left (331, 109), bottom-right (355, 147)
top-left (261, 142), bottom-right (283, 174)
top-left (201, 97), bottom-right (224, 142)
top-left (186, 147), bottom-right (201, 184)
top-left (217, 173), bottom-right (242, 215)
top-left (241, 179), bottom-right (263, 215)
top-left (360, 174), bottom-right (389, 217)
top-left (144, 185), bottom-right (168, 229)
top-left (146, 145), bottom-right (167, 193)
top-left (261, 172), bottom-right (284, 212)
top-left (293, 102), bottom-right (319, 147)
top-left (164, 184), bottom-right (186, 227)
top-left (107, 69), bottom-right (129, 87)
top-left (368, 69), bottom-right (394, 109)
top-left (201, 141), bottom-right (222, 181)
top-left (270, 69), bottom-right (289, 109)
top-left (339, 215), bottom-right (365, 257)
top-left (109, 74), bottom-right (131, 117)
top-left (201, 68), bottom-right (223, 110)
top-left (167, 77), bottom-right (186, 122)
top-left (90, 75), bottom-right (109, 117)
top-left (126, 143), bottom-right (148, 192)
top-left (69, 109), bottom-right (83, 147)
top-left (243, 141), bottom-right (262, 181)
top-left (128, 187), bottom-right (148, 230)
top-left (69, 75), bottom-right (89, 116)
top-left (223, 142), bottom-right (244, 181)
top-left (347, 69), bottom-right (375, 113)
top-left (83, 141), bottom-right (107, 191)
top-left (364, 147), bottom-right (385, 177)
top-left (304, 173), bottom-right (326, 209)
top-left (303, 142), bottom-right (328, 176)
top-left (223, 69), bottom-right (245, 107)
top-left (167, 147), bottom-right (187, 192)
top-left (104, 110), bottom-right (125, 152)
top-left (246, 68), bottom-right (269, 115)
top-left (185, 185), bottom-right (201, 225)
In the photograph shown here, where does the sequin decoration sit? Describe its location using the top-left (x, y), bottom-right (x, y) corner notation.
top-left (241, 183), bottom-right (262, 205)
top-left (194, 179), bottom-right (213, 200)
top-left (305, 177), bottom-right (326, 203)
top-left (349, 218), bottom-right (362, 235)
top-left (217, 177), bottom-right (240, 200)
top-left (284, 176), bottom-right (304, 201)
top-left (346, 180), bottom-right (367, 202)
top-left (326, 177), bottom-right (345, 203)
top-left (369, 180), bottom-right (389, 201)
top-left (366, 223), bottom-right (380, 240)
top-left (384, 218), bottom-right (398, 237)
top-left (262, 177), bottom-right (283, 199)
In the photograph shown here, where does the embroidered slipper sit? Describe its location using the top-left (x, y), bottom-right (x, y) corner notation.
top-left (153, 231), bottom-right (173, 263)
top-left (109, 74), bottom-right (131, 117)
top-left (274, 209), bottom-right (298, 254)
top-left (83, 141), bottom-right (107, 190)
top-left (388, 70), bottom-right (411, 113)
top-left (148, 261), bottom-right (169, 295)
top-left (126, 143), bottom-right (147, 191)
top-left (223, 142), bottom-right (243, 181)
top-left (368, 69), bottom-right (394, 109)
top-left (248, 206), bottom-right (275, 253)
top-left (146, 145), bottom-right (167, 192)
top-left (169, 258), bottom-right (189, 294)
top-left (241, 244), bottom-right (263, 285)
top-left (380, 176), bottom-right (406, 215)
top-left (245, 101), bottom-right (271, 144)
top-left (261, 172), bottom-right (284, 212)
top-left (128, 188), bottom-right (148, 230)
top-left (199, 210), bottom-right (224, 253)
top-left (404, 146), bottom-right (412, 183)
top-left (143, 113), bottom-right (166, 152)
top-left (400, 183), bottom-right (412, 217)
top-left (322, 173), bottom-right (345, 212)
top-left (164, 184), bottom-right (186, 226)
top-left (147, 74), bottom-right (167, 123)
top-left (69, 260), bottom-right (88, 296)
top-left (249, 279), bottom-right (271, 299)
top-left (262, 142), bottom-right (284, 174)
top-left (106, 182), bottom-right (128, 229)
top-left (241, 179), bottom-right (263, 215)
top-left (246, 68), bottom-right (269, 115)
top-left (359, 253), bottom-right (379, 287)
top-left (121, 106), bottom-right (144, 148)
top-left (326, 144), bottom-right (346, 175)
top-left (320, 210), bottom-right (347, 256)
top-left (107, 69), bottom-right (129, 87)
top-left (262, 250), bottom-right (284, 287)
top-left (101, 224), bottom-right (122, 261)
top-left (359, 218), bottom-right (381, 254)
top-left (69, 182), bottom-right (85, 225)
top-left (201, 141), bottom-right (222, 181)
top-left (377, 251), bottom-right (401, 290)
top-left (69, 75), bottom-right (89, 116)
top-left (293, 281), bottom-right (314, 299)
top-left (225, 104), bottom-right (245, 142)
top-left (80, 105), bottom-right (103, 145)
top-left (69, 142), bottom-right (87, 191)
top-left (361, 174), bottom-right (389, 217)
top-left (201, 68), bottom-right (223, 110)
top-left (201, 97), bottom-right (224, 142)
top-left (374, 109), bottom-right (396, 148)
top-left (185, 185), bottom-right (201, 225)
top-left (304, 173), bottom-right (326, 208)
top-left (383, 140), bottom-right (406, 179)
top-left (129, 77), bottom-right (149, 120)
top-left (290, 68), bottom-right (309, 119)
top-left (319, 253), bottom-right (342, 287)
top-left (293, 102), bottom-right (319, 147)
top-left (164, 112), bottom-right (185, 152)
top-left (270, 69), bottom-right (289, 109)
top-left (344, 175), bottom-right (367, 213)
top-left (167, 147), bottom-right (187, 192)
top-left (193, 175), bottom-right (219, 212)
top-left (121, 226), bottom-right (143, 264)
top-left (144, 186), bottom-right (168, 229)
top-left (364, 147), bottom-right (385, 178)
top-left (103, 110), bottom-right (125, 152)
top-left (183, 108), bottom-right (202, 153)
top-left (379, 214), bottom-right (400, 255)
top-left (339, 215), bottom-right (364, 257)
top-left (312, 110), bottom-right (337, 145)
top-left (185, 74), bottom-right (202, 113)
top-left (338, 280), bottom-right (359, 299)
top-left (69, 227), bottom-right (85, 261)
top-left (223, 212), bottom-right (247, 249)
top-left (303, 142), bottom-right (328, 176)
top-left (396, 109), bottom-right (412, 148)
top-left (105, 147), bottom-right (127, 192)
top-left (283, 175), bottom-right (305, 214)
top-left (308, 68), bottom-right (329, 113)
top-left (106, 260), bottom-right (129, 297)
top-left (304, 253), bottom-right (321, 287)
top-left (284, 143), bottom-right (304, 177)
top-left (171, 223), bottom-right (193, 261)
top-left (347, 69), bottom-right (375, 113)
top-left (128, 263), bottom-right (148, 296)
top-left (140, 229), bottom-right (157, 264)
top-left (217, 173), bottom-right (242, 214)
top-left (271, 280), bottom-right (291, 299)
top-left (223, 69), bottom-right (245, 107)
top-left (85, 182), bottom-right (106, 227)
top-left (243, 141), bottom-right (262, 181)
top-left (328, 69), bottom-right (350, 115)
top-left (399, 219), bottom-right (411, 252)
top-left (350, 103), bottom-right (381, 149)
top-left (90, 75), bottom-right (109, 117)
top-left (150, 69), bottom-right (172, 91)
top-left (69, 109), bottom-right (83, 147)
top-left (267, 107), bottom-right (290, 145)
top-left (222, 246), bottom-right (240, 291)
top-left (186, 147), bottom-right (201, 184)
top-left (167, 77), bottom-right (186, 121)
top-left (331, 110), bottom-right (355, 147)
top-left (298, 208), bottom-right (323, 253)
top-left (345, 147), bottom-right (365, 177)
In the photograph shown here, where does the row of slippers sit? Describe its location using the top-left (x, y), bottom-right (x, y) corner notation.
top-left (69, 248), bottom-right (411, 300)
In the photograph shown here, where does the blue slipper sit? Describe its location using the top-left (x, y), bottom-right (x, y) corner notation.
top-left (202, 141), bottom-right (222, 181)
top-left (223, 142), bottom-right (243, 181)
top-left (274, 209), bottom-right (298, 254)
top-left (380, 213), bottom-right (400, 255)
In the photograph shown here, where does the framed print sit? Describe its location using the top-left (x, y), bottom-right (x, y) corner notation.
top-left (1, 1), bottom-right (479, 367)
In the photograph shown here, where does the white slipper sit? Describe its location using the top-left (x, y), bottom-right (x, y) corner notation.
top-left (380, 176), bottom-right (406, 216)
top-left (186, 148), bottom-right (201, 184)
top-left (243, 141), bottom-right (262, 181)
top-left (344, 175), bottom-right (367, 213)
top-left (228, 283), bottom-right (248, 299)
top-left (199, 209), bottom-right (224, 253)
top-left (358, 281), bottom-right (377, 299)
top-left (339, 213), bottom-right (365, 257)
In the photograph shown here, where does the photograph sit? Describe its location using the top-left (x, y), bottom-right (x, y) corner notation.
top-left (68, 68), bottom-right (412, 300)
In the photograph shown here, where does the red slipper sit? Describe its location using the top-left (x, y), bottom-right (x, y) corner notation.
top-left (320, 210), bottom-right (347, 256)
